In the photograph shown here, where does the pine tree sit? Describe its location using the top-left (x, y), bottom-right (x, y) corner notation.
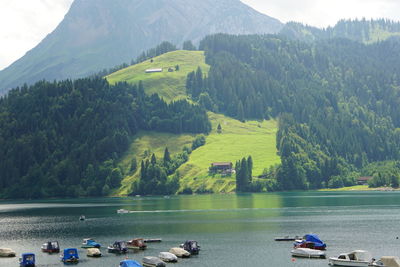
top-left (237, 101), bottom-right (245, 122)
top-left (163, 147), bottom-right (171, 163)
top-left (151, 153), bottom-right (157, 165)
top-left (217, 123), bottom-right (222, 133)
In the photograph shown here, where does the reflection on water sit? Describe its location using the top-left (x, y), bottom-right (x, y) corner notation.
top-left (1, 191), bottom-right (400, 266)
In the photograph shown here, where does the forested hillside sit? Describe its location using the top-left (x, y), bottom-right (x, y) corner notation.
top-left (192, 34), bottom-right (400, 189)
top-left (0, 78), bottom-right (210, 198)
top-left (281, 19), bottom-right (400, 44)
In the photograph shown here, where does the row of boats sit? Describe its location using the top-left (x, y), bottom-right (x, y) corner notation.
top-left (275, 234), bottom-right (400, 267)
top-left (0, 238), bottom-right (200, 267)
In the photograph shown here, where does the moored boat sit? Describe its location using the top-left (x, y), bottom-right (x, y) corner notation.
top-left (61, 248), bottom-right (79, 263)
top-left (291, 247), bottom-right (326, 258)
top-left (108, 241), bottom-right (128, 254)
top-left (158, 252), bottom-right (178, 262)
top-left (86, 248), bottom-right (102, 257)
top-left (169, 247), bottom-right (190, 258)
top-left (19, 253), bottom-right (35, 267)
top-left (294, 234), bottom-right (326, 250)
top-left (142, 256), bottom-right (166, 267)
top-left (329, 250), bottom-right (372, 266)
top-left (41, 241), bottom-right (60, 253)
top-left (275, 235), bottom-right (301, 241)
top-left (0, 247), bottom-right (16, 257)
top-left (181, 240), bottom-right (200, 255)
top-left (81, 238), bottom-right (101, 248)
top-left (119, 259), bottom-right (143, 267)
top-left (127, 238), bottom-right (147, 250)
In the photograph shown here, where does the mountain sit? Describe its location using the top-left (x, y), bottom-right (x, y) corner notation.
top-left (280, 19), bottom-right (400, 43)
top-left (0, 0), bottom-right (283, 95)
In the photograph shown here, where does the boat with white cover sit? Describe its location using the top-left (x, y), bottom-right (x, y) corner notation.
top-left (87, 248), bottom-right (102, 257)
top-left (0, 248), bottom-right (16, 257)
top-left (142, 256), bottom-right (166, 267)
top-left (158, 252), bottom-right (178, 262)
top-left (291, 247), bottom-right (326, 258)
top-left (169, 247), bottom-right (190, 258)
top-left (329, 250), bottom-right (373, 266)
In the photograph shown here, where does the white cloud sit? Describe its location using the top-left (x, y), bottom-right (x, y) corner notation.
top-left (241, 0), bottom-right (400, 27)
top-left (0, 0), bottom-right (74, 70)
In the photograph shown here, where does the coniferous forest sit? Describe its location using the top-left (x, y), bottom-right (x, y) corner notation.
top-left (188, 33), bottom-right (400, 190)
top-left (0, 78), bottom-right (210, 198)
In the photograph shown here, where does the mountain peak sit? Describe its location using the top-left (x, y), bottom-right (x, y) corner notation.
top-left (0, 0), bottom-right (282, 94)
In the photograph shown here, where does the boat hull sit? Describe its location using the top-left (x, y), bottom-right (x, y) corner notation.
top-left (329, 258), bottom-right (370, 266)
top-left (291, 248), bottom-right (326, 259)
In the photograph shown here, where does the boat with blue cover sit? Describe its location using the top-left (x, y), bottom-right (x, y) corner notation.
top-left (61, 248), bottom-right (79, 263)
top-left (119, 259), bottom-right (143, 267)
top-left (81, 238), bottom-right (101, 248)
top-left (19, 253), bottom-right (35, 267)
top-left (294, 234), bottom-right (326, 250)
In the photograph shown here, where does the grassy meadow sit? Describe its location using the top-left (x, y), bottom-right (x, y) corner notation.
top-left (106, 50), bottom-right (210, 101)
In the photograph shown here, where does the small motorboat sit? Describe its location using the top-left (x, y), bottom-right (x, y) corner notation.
top-left (61, 248), bottom-right (79, 263)
top-left (181, 240), bottom-right (200, 255)
top-left (329, 250), bottom-right (373, 267)
top-left (86, 248), bottom-right (102, 257)
top-left (158, 252), bottom-right (178, 263)
top-left (0, 247), bottom-right (16, 257)
top-left (294, 234), bottom-right (326, 250)
top-left (19, 253), bottom-right (35, 267)
top-left (169, 247), bottom-right (190, 258)
top-left (291, 248), bottom-right (326, 258)
top-left (142, 256), bottom-right (166, 267)
top-left (276, 236), bottom-right (298, 241)
top-left (81, 238), bottom-right (101, 248)
top-left (41, 241), bottom-right (60, 253)
top-left (108, 241), bottom-right (128, 254)
top-left (372, 256), bottom-right (400, 267)
top-left (79, 215), bottom-right (86, 221)
top-left (119, 259), bottom-right (143, 267)
top-left (127, 238), bottom-right (147, 250)
top-left (117, 209), bottom-right (129, 214)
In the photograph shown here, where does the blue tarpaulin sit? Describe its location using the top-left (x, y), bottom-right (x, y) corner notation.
top-left (120, 260), bottom-right (143, 267)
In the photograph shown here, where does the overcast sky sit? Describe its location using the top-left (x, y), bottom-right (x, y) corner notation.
top-left (1, 0), bottom-right (400, 71)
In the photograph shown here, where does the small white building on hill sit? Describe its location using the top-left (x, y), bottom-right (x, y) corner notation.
top-left (145, 68), bottom-right (163, 73)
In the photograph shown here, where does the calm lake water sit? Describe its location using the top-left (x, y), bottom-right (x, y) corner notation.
top-left (1, 191), bottom-right (400, 267)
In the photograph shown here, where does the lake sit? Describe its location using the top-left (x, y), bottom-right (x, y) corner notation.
top-left (1, 191), bottom-right (400, 267)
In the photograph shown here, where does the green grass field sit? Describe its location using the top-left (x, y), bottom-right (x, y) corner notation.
top-left (177, 112), bottom-right (280, 193)
top-left (115, 112), bottom-right (280, 195)
top-left (106, 50), bottom-right (210, 101)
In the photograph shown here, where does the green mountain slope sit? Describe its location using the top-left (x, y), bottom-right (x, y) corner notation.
top-left (109, 50), bottom-right (279, 195)
top-left (116, 112), bottom-right (279, 195)
top-left (106, 50), bottom-right (209, 101)
top-left (177, 113), bottom-right (279, 193)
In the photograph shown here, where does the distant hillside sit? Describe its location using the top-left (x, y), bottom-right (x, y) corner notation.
top-left (106, 50), bottom-right (210, 101)
top-left (280, 19), bottom-right (400, 43)
top-left (0, 0), bottom-right (282, 95)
